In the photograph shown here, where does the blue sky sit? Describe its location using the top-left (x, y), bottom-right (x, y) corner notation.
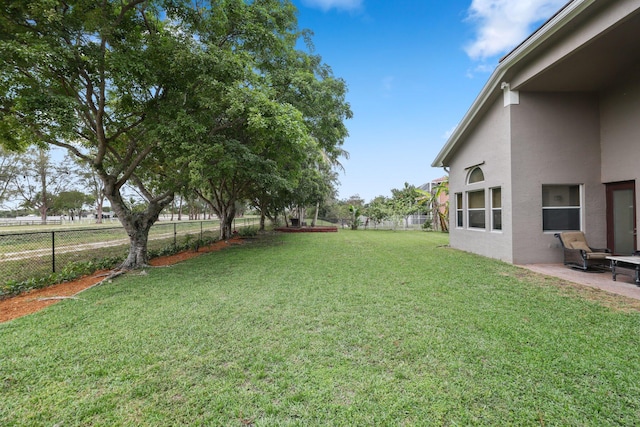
top-left (291, 0), bottom-right (567, 202)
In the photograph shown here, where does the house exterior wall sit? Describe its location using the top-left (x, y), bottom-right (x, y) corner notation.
top-left (601, 73), bottom-right (640, 243)
top-left (510, 92), bottom-right (603, 264)
top-left (434, 1), bottom-right (640, 266)
top-left (448, 96), bottom-right (513, 262)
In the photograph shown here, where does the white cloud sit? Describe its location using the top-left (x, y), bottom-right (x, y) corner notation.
top-left (301, 0), bottom-right (363, 12)
top-left (464, 0), bottom-right (567, 61)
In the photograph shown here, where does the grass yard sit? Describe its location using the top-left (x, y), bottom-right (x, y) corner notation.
top-left (1, 231), bottom-right (640, 425)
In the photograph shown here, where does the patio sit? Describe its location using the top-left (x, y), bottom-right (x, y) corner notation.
top-left (522, 263), bottom-right (640, 301)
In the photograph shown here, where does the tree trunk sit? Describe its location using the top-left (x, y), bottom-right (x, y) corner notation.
top-left (103, 178), bottom-right (173, 270)
top-left (312, 201), bottom-right (319, 227)
top-left (221, 215), bottom-right (234, 240)
top-left (121, 221), bottom-right (152, 269)
top-left (96, 198), bottom-right (103, 224)
top-left (218, 204), bottom-right (236, 240)
top-left (39, 204), bottom-right (48, 225)
top-left (259, 210), bottom-right (266, 231)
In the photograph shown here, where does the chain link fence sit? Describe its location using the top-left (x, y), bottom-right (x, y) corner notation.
top-left (330, 214), bottom-right (433, 231)
top-left (364, 214), bottom-right (432, 230)
top-left (0, 217), bottom-right (258, 289)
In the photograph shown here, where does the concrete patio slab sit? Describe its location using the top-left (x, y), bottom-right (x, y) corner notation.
top-left (521, 263), bottom-right (640, 301)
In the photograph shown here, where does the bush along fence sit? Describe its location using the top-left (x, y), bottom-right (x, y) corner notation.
top-left (0, 217), bottom-right (259, 298)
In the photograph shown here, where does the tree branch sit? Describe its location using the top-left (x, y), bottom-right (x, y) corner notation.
top-left (48, 140), bottom-right (92, 163)
top-left (114, 144), bottom-right (155, 189)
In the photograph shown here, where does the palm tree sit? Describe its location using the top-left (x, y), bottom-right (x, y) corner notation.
top-left (311, 145), bottom-right (350, 227)
top-left (417, 176), bottom-right (449, 232)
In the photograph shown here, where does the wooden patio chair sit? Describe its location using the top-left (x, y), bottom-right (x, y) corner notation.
top-left (554, 231), bottom-right (611, 271)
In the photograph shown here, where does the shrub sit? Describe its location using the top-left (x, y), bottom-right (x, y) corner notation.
top-left (0, 256), bottom-right (124, 299)
top-left (237, 227), bottom-right (258, 237)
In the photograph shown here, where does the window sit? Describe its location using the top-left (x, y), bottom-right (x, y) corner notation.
top-left (456, 193), bottom-right (463, 228)
top-left (467, 190), bottom-right (485, 229)
top-left (542, 185), bottom-right (581, 231)
top-left (467, 166), bottom-right (485, 184)
top-left (491, 187), bottom-right (502, 231)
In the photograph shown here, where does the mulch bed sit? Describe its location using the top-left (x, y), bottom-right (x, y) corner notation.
top-left (0, 238), bottom-right (243, 323)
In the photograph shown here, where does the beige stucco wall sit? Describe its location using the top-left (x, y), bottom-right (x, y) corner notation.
top-left (510, 92), bottom-right (604, 264)
top-left (601, 72), bottom-right (640, 242)
top-left (448, 96), bottom-right (513, 262)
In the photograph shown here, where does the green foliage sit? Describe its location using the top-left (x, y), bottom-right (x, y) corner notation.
top-left (432, 177), bottom-right (450, 232)
top-left (364, 195), bottom-right (392, 226)
top-left (0, 256), bottom-right (124, 299)
top-left (183, 233), bottom-right (216, 252)
top-left (0, 0), bottom-right (351, 266)
top-left (390, 182), bottom-right (427, 219)
top-left (348, 204), bottom-right (361, 230)
top-left (236, 226), bottom-right (258, 237)
top-left (51, 190), bottom-right (93, 216)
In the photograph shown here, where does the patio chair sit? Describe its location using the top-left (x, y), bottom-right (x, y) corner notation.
top-left (554, 231), bottom-right (611, 271)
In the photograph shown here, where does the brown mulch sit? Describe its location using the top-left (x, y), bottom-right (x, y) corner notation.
top-left (0, 237), bottom-right (243, 323)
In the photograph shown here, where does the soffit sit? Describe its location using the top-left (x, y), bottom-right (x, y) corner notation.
top-left (513, 7), bottom-right (640, 92)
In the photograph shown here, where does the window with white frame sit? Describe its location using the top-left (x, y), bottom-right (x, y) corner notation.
top-left (491, 187), bottom-right (502, 231)
top-left (542, 185), bottom-right (581, 231)
top-left (467, 190), bottom-right (485, 229)
top-left (456, 193), bottom-right (463, 228)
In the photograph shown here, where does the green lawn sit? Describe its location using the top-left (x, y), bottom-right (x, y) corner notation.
top-left (2, 231), bottom-right (640, 425)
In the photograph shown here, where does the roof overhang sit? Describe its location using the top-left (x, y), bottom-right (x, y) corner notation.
top-left (431, 0), bottom-right (598, 168)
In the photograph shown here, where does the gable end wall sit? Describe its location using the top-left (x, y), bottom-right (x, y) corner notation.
top-left (448, 97), bottom-right (513, 262)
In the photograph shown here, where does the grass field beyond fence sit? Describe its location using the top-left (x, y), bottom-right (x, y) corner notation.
top-left (2, 231), bottom-right (640, 425)
top-left (0, 218), bottom-right (259, 296)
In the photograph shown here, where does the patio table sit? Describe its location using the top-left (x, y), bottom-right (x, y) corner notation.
top-left (606, 256), bottom-right (640, 285)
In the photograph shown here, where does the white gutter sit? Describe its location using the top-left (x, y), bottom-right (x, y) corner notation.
top-left (431, 0), bottom-right (596, 168)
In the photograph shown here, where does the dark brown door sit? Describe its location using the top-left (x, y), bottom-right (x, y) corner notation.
top-left (606, 181), bottom-right (636, 255)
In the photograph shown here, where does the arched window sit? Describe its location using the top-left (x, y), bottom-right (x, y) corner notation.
top-left (467, 166), bottom-right (485, 184)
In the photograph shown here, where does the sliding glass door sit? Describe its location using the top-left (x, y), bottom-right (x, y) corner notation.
top-left (606, 181), bottom-right (636, 255)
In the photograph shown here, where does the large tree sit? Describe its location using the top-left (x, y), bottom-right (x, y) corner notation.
top-left (0, 0), bottom-right (198, 267)
top-left (193, 98), bottom-right (312, 239)
top-left (184, 1), bottom-right (351, 239)
top-left (365, 195), bottom-right (392, 228)
top-left (0, 0), bottom-right (351, 263)
top-left (13, 148), bottom-right (71, 223)
top-left (52, 190), bottom-right (93, 220)
top-left (390, 183), bottom-right (427, 229)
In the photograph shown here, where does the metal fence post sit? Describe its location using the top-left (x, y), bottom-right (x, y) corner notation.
top-left (173, 223), bottom-right (177, 248)
top-left (52, 231), bottom-right (56, 273)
